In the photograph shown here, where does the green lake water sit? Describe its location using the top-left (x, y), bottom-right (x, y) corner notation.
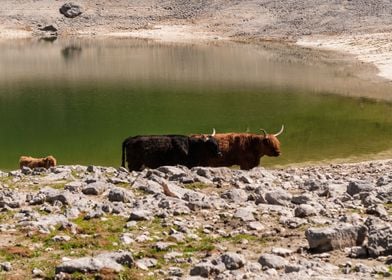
top-left (0, 38), bottom-right (391, 170)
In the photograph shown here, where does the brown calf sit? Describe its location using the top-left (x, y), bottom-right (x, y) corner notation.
top-left (19, 155), bottom-right (57, 169)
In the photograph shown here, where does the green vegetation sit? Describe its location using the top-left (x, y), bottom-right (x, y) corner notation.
top-left (222, 233), bottom-right (258, 244)
top-left (72, 215), bottom-right (126, 235)
top-left (0, 211), bottom-right (15, 223)
top-left (28, 214), bottom-right (127, 254)
top-left (0, 246), bottom-right (33, 261)
top-left (180, 235), bottom-right (216, 254)
top-left (384, 203), bottom-right (392, 213)
top-left (48, 182), bottom-right (67, 190)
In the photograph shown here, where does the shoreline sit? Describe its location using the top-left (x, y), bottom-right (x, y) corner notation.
top-left (1, 150), bottom-right (392, 173)
top-left (297, 32), bottom-right (392, 82)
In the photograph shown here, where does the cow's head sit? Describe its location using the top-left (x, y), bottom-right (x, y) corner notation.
top-left (260, 125), bottom-right (284, 157)
top-left (44, 155), bottom-right (57, 168)
top-left (200, 128), bottom-right (222, 157)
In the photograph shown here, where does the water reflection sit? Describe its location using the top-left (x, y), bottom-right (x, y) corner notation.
top-left (1, 38), bottom-right (391, 101)
top-left (61, 45), bottom-right (82, 61)
top-left (39, 37), bottom-right (57, 43)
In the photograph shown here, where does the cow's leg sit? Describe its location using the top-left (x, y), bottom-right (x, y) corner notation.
top-left (128, 161), bottom-right (143, 171)
top-left (239, 157), bottom-right (259, 170)
top-left (239, 163), bottom-right (252, 170)
top-left (126, 155), bottom-right (143, 171)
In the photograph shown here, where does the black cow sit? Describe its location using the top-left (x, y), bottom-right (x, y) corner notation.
top-left (121, 133), bottom-right (221, 171)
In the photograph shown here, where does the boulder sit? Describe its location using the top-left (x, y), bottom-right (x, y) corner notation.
top-left (108, 187), bottom-right (132, 203)
top-left (258, 253), bottom-right (288, 269)
top-left (82, 181), bottom-right (108, 195)
top-left (265, 189), bottom-right (292, 206)
top-left (233, 207), bottom-right (255, 222)
top-left (221, 189), bottom-right (248, 203)
top-left (294, 204), bottom-right (317, 218)
top-left (305, 223), bottom-right (367, 252)
top-left (135, 258), bottom-right (157, 270)
top-left (220, 252), bottom-right (246, 270)
top-left (347, 181), bottom-right (373, 196)
top-left (366, 217), bottom-right (392, 257)
top-left (55, 252), bottom-right (133, 274)
top-left (129, 209), bottom-right (152, 221)
top-left (190, 260), bottom-right (225, 277)
top-left (59, 2), bottom-right (82, 18)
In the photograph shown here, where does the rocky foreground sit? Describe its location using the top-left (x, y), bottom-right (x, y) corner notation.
top-left (0, 160), bottom-right (392, 279)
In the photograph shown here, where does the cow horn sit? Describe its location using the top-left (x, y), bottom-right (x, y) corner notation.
top-left (211, 128), bottom-right (216, 137)
top-left (260, 129), bottom-right (267, 137)
top-left (273, 125), bottom-right (284, 137)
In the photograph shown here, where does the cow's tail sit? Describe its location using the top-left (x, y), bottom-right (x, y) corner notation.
top-left (121, 139), bottom-right (127, 167)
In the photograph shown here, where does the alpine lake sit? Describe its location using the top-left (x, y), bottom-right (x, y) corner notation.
top-left (0, 37), bottom-right (391, 170)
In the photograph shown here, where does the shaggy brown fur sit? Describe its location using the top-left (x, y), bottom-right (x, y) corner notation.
top-left (19, 155), bottom-right (57, 169)
top-left (191, 132), bottom-right (281, 170)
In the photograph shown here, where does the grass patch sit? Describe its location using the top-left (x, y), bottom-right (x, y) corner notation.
top-left (0, 246), bottom-right (33, 260)
top-left (27, 259), bottom-right (57, 279)
top-left (0, 176), bottom-right (10, 185)
top-left (28, 214), bottom-right (127, 253)
top-left (131, 187), bottom-right (153, 198)
top-left (48, 182), bottom-right (67, 190)
top-left (116, 182), bottom-right (131, 188)
top-left (118, 268), bottom-right (156, 280)
top-left (58, 237), bottom-right (118, 252)
top-left (64, 215), bottom-right (127, 251)
top-left (72, 215), bottom-right (126, 235)
top-left (70, 170), bottom-right (82, 179)
top-left (348, 207), bottom-right (363, 214)
top-left (384, 203), bottom-right (392, 213)
top-left (136, 217), bottom-right (168, 237)
top-left (0, 210), bottom-right (15, 222)
top-left (181, 239), bottom-right (215, 253)
top-left (223, 233), bottom-right (259, 244)
top-left (176, 228), bottom-right (217, 255)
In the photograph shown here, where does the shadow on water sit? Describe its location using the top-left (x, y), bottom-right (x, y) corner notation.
top-left (0, 38), bottom-right (391, 170)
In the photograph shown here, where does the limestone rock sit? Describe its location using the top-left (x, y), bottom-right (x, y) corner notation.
top-left (366, 217), bottom-right (392, 257)
top-left (55, 252), bottom-right (133, 274)
top-left (82, 182), bottom-right (107, 195)
top-left (258, 253), bottom-right (288, 269)
top-left (220, 252), bottom-right (246, 270)
top-left (347, 181), bottom-right (373, 196)
top-left (305, 224), bottom-right (367, 252)
top-left (108, 187), bottom-right (132, 203)
top-left (265, 189), bottom-right (292, 206)
top-left (294, 204), bottom-right (317, 218)
top-left (233, 207), bottom-right (255, 222)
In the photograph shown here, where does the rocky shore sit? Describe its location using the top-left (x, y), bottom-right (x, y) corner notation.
top-left (0, 160), bottom-right (391, 279)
